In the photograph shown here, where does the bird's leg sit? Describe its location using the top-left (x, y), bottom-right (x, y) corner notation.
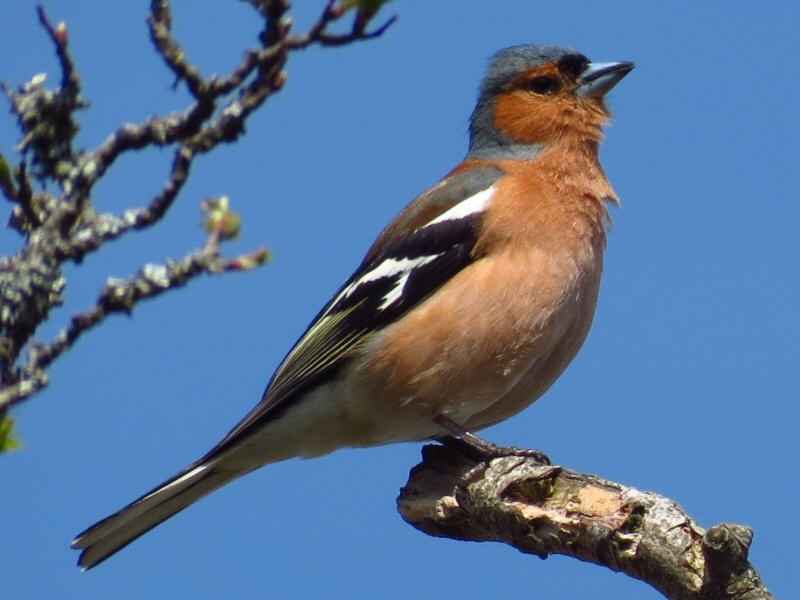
top-left (433, 415), bottom-right (551, 465)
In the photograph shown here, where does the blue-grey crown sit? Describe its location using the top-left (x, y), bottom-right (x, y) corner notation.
top-left (467, 45), bottom-right (588, 160)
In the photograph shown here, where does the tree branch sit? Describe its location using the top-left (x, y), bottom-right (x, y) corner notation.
top-left (398, 444), bottom-right (774, 600)
top-left (0, 0), bottom-right (395, 416)
top-left (0, 194), bottom-right (268, 412)
top-left (35, 5), bottom-right (80, 100)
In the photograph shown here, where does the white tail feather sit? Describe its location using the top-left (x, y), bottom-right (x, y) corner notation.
top-left (72, 463), bottom-right (240, 570)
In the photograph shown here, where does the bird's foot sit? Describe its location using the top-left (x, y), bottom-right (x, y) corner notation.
top-left (433, 415), bottom-right (551, 465)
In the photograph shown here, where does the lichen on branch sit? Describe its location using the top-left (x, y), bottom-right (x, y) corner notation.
top-left (0, 0), bottom-right (395, 416)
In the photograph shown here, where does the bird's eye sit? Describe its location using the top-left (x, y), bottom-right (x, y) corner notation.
top-left (526, 76), bottom-right (562, 95)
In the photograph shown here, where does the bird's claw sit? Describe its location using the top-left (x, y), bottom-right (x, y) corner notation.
top-left (434, 435), bottom-right (551, 466)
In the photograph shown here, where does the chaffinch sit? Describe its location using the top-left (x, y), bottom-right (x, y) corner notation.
top-left (73, 44), bottom-right (633, 569)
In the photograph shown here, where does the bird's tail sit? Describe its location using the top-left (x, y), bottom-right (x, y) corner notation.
top-left (72, 460), bottom-right (240, 570)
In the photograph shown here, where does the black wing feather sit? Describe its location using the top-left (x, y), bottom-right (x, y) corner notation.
top-left (205, 166), bottom-right (504, 457)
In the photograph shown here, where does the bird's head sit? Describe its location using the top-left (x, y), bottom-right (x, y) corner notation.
top-left (468, 45), bottom-right (633, 159)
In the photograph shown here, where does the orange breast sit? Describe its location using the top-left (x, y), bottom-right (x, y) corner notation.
top-left (352, 145), bottom-right (614, 430)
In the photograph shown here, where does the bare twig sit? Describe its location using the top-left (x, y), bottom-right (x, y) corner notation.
top-left (284, 0), bottom-right (397, 49)
top-left (315, 15), bottom-right (397, 47)
top-left (147, 0), bottom-right (205, 96)
top-left (35, 5), bottom-right (80, 101)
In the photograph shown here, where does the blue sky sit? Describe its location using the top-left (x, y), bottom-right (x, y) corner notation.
top-left (2, 1), bottom-right (798, 598)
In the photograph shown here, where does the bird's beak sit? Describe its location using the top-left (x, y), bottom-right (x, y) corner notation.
top-left (576, 61), bottom-right (634, 98)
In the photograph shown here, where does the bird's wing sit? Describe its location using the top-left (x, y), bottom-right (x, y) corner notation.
top-left (206, 164), bottom-right (504, 457)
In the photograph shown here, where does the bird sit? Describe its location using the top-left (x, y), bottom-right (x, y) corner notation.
top-left (72, 44), bottom-right (633, 570)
